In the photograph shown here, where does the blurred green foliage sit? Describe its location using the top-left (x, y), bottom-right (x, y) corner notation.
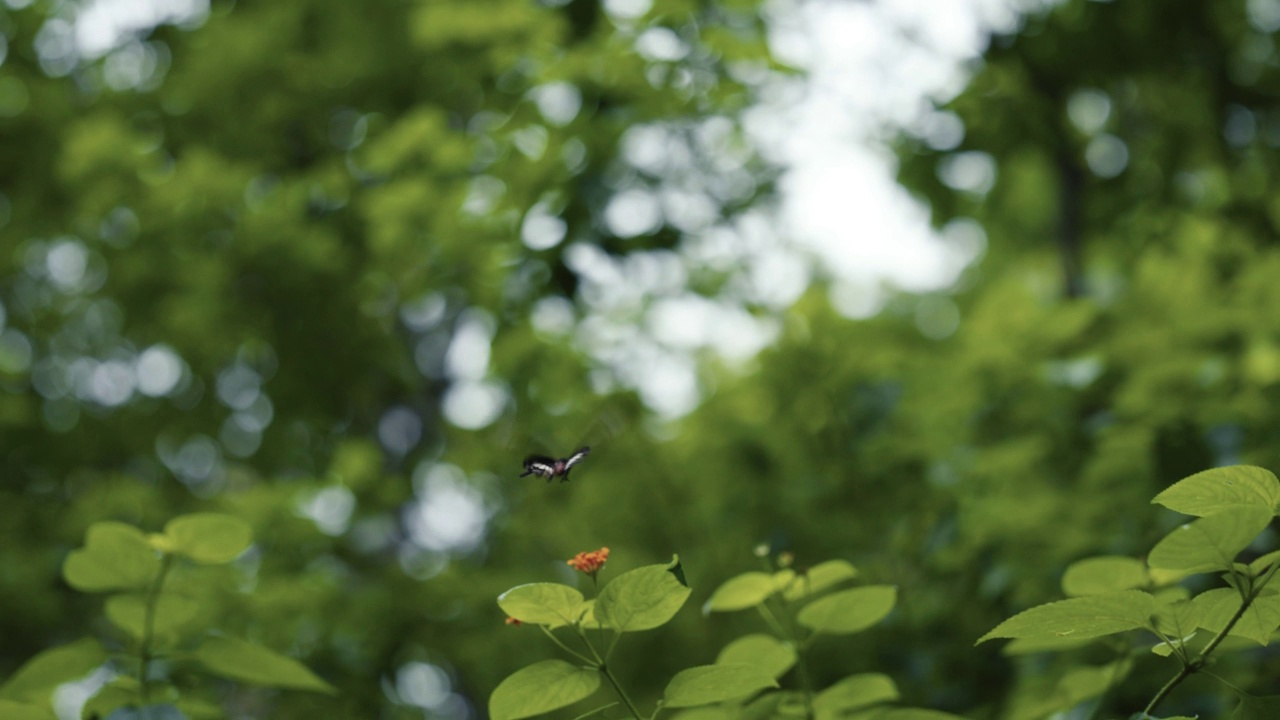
top-left (3, 0), bottom-right (1280, 718)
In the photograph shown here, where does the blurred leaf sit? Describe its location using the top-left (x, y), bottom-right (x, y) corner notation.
top-left (62, 523), bottom-right (159, 593)
top-left (1147, 508), bottom-right (1273, 574)
top-left (196, 636), bottom-right (336, 694)
top-left (715, 634), bottom-right (797, 679)
top-left (704, 572), bottom-right (782, 612)
top-left (162, 514), bottom-right (253, 564)
top-left (797, 586), bottom-right (896, 635)
top-left (1234, 695), bottom-right (1280, 719)
top-left (497, 584), bottom-right (586, 628)
top-left (978, 590), bottom-right (1157, 644)
top-left (489, 660), bottom-right (600, 720)
top-left (0, 700), bottom-right (55, 720)
top-left (782, 560), bottom-right (858, 601)
top-left (595, 557), bottom-right (690, 632)
top-left (812, 673), bottom-right (898, 712)
top-left (0, 638), bottom-right (105, 704)
top-left (1153, 465), bottom-right (1280, 517)
top-left (1061, 556), bottom-right (1148, 596)
top-left (662, 665), bottom-right (778, 708)
top-left (104, 593), bottom-right (202, 642)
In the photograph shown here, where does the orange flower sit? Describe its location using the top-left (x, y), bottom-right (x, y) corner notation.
top-left (505, 616), bottom-right (523, 626)
top-left (567, 547), bottom-right (610, 576)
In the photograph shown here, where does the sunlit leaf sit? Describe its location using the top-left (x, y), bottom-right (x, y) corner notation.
top-left (104, 593), bottom-right (202, 642)
top-left (489, 660), bottom-right (600, 720)
top-left (497, 584), bottom-right (586, 628)
top-left (782, 560), bottom-right (858, 601)
top-left (796, 586), bottom-right (896, 635)
top-left (196, 636), bottom-right (336, 694)
top-left (703, 572), bottom-right (781, 612)
top-left (1190, 588), bottom-right (1280, 645)
top-left (62, 523), bottom-right (160, 593)
top-left (977, 590), bottom-right (1157, 644)
top-left (1061, 556), bottom-right (1148, 596)
top-left (162, 513), bottom-right (253, 564)
top-left (0, 700), bottom-right (54, 720)
top-left (812, 673), bottom-right (898, 712)
top-left (1147, 508), bottom-right (1272, 574)
top-left (595, 556), bottom-right (690, 632)
top-left (662, 665), bottom-right (778, 708)
top-left (1153, 465), bottom-right (1280, 517)
top-left (715, 634), bottom-right (797, 679)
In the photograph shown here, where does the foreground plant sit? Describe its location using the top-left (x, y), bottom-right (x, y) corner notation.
top-left (0, 513), bottom-right (334, 719)
top-left (979, 465), bottom-right (1280, 719)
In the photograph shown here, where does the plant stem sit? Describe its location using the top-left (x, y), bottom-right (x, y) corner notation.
top-left (599, 663), bottom-right (645, 720)
top-left (139, 554), bottom-right (173, 717)
top-left (541, 626), bottom-right (594, 665)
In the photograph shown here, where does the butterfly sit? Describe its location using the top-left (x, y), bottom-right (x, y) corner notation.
top-left (520, 447), bottom-right (591, 483)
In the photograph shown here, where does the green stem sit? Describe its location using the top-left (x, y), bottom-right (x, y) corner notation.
top-left (139, 554), bottom-right (173, 716)
top-left (540, 626), bottom-right (594, 665)
top-left (599, 664), bottom-right (645, 720)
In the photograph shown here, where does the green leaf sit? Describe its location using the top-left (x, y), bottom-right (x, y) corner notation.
top-left (662, 665), bottom-right (779, 708)
top-left (977, 590), bottom-right (1157, 644)
top-left (162, 513), bottom-right (253, 564)
top-left (80, 678), bottom-right (145, 720)
top-left (872, 710), bottom-right (967, 720)
top-left (62, 522), bottom-right (160, 593)
top-left (1249, 549), bottom-right (1280, 576)
top-left (796, 586), bottom-right (896, 635)
top-left (595, 556), bottom-right (691, 632)
top-left (715, 634), bottom-right (797, 679)
top-left (0, 638), bottom-right (106, 703)
top-left (703, 572), bottom-right (782, 612)
top-left (0, 700), bottom-right (55, 720)
top-left (1234, 694), bottom-right (1280, 719)
top-left (489, 660), bottom-right (600, 720)
top-left (1147, 508), bottom-right (1273, 574)
top-left (812, 673), bottom-right (899, 712)
top-left (1002, 635), bottom-right (1097, 655)
top-left (1061, 556), bottom-right (1148, 596)
top-left (781, 560), bottom-right (858, 601)
top-left (1153, 465), bottom-right (1280, 517)
top-left (497, 584), bottom-right (586, 628)
top-left (195, 636), bottom-right (336, 694)
top-left (1191, 588), bottom-right (1280, 645)
top-left (104, 593), bottom-right (201, 641)
top-left (1011, 660), bottom-right (1131, 720)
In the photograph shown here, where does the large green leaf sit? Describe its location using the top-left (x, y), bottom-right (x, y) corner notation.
top-left (0, 638), bottom-right (105, 704)
top-left (497, 583), bottom-right (586, 628)
top-left (703, 572), bottom-right (782, 612)
top-left (977, 590), bottom-right (1157, 644)
top-left (0, 700), bottom-right (55, 720)
top-left (1147, 508), bottom-right (1273, 574)
top-left (594, 556), bottom-right (690, 632)
top-left (195, 636), bottom-right (336, 694)
top-left (796, 586), bottom-right (896, 635)
top-left (161, 513), bottom-right (253, 564)
top-left (715, 634), bottom-right (797, 679)
top-left (489, 660), bottom-right (600, 720)
top-left (1061, 556), bottom-right (1148, 596)
top-left (662, 665), bottom-right (778, 708)
top-left (1153, 465), bottom-right (1280, 517)
top-left (104, 593), bottom-right (202, 642)
top-left (781, 560), bottom-right (858, 601)
top-left (812, 673), bottom-right (898, 713)
top-left (1191, 588), bottom-right (1280, 645)
top-left (872, 710), bottom-right (967, 719)
top-left (62, 522), bottom-right (160, 593)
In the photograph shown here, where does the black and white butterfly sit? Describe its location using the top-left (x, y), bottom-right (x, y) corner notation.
top-left (520, 447), bottom-right (591, 483)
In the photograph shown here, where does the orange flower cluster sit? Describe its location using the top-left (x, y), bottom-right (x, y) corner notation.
top-left (567, 547), bottom-right (610, 576)
top-left (504, 617), bottom-right (523, 626)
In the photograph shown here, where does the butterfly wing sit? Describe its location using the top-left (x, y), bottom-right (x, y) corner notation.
top-left (563, 446), bottom-right (591, 469)
top-left (521, 454), bottom-right (558, 478)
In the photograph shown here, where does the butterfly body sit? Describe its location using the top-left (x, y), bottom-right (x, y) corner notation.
top-left (521, 447), bottom-right (591, 483)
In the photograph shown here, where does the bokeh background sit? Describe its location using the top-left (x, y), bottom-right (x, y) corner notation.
top-left (3, 0), bottom-right (1280, 717)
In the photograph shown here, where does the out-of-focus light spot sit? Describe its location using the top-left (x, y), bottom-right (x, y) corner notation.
top-left (1067, 89), bottom-right (1111, 135)
top-left (0, 300), bottom-right (6, 330)
top-left (233, 395), bottom-right (274, 433)
top-left (1045, 356), bottom-right (1103, 388)
top-left (401, 294), bottom-right (447, 332)
top-left (529, 82), bottom-right (582, 127)
top-left (219, 415), bottom-right (261, 458)
top-left (159, 434), bottom-right (222, 492)
top-left (103, 39), bottom-right (161, 90)
top-left (215, 363), bottom-right (260, 410)
top-left (1085, 134), bottom-right (1128, 178)
top-left (43, 397), bottom-right (80, 433)
top-left (89, 359), bottom-right (135, 406)
top-left (100, 206), bottom-right (140, 248)
top-left (521, 203), bottom-right (567, 250)
top-left (531, 296), bottom-right (576, 337)
top-left (747, 250), bottom-right (810, 309)
top-left (622, 124), bottom-right (680, 176)
top-left (351, 515), bottom-right (397, 555)
top-left (329, 108), bottom-right (368, 150)
top-left (914, 110), bottom-right (964, 151)
top-left (444, 310), bottom-right (494, 380)
top-left (661, 189), bottom-right (715, 233)
top-left (460, 175), bottom-right (506, 216)
top-left (829, 281), bottom-right (887, 319)
top-left (0, 329), bottom-right (30, 373)
top-left (0, 30), bottom-right (7, 66)
top-left (1248, 0), bottom-right (1280, 32)
top-left (135, 344), bottom-right (183, 396)
top-left (405, 464), bottom-right (489, 553)
top-left (46, 239), bottom-right (87, 292)
top-left (396, 662), bottom-right (451, 709)
top-left (398, 546), bottom-right (449, 580)
top-left (915, 296), bottom-right (960, 340)
top-left (636, 27), bottom-right (688, 62)
top-left (936, 151), bottom-right (995, 194)
top-left (73, 0), bottom-right (208, 59)
top-left (53, 667), bottom-right (112, 720)
top-left (940, 218), bottom-right (987, 270)
top-left (604, 188), bottom-right (663, 237)
top-left (1224, 105), bottom-right (1257, 148)
top-left (562, 138), bottom-right (587, 173)
top-left (378, 406), bottom-right (422, 456)
top-left (34, 18), bottom-right (77, 77)
top-left (298, 486), bottom-right (356, 536)
top-left (442, 381), bottom-right (506, 430)
top-left (0, 76), bottom-right (30, 118)
top-left (604, 0), bottom-right (651, 20)
top-left (513, 125), bottom-right (548, 160)
top-left (637, 350), bottom-right (699, 417)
